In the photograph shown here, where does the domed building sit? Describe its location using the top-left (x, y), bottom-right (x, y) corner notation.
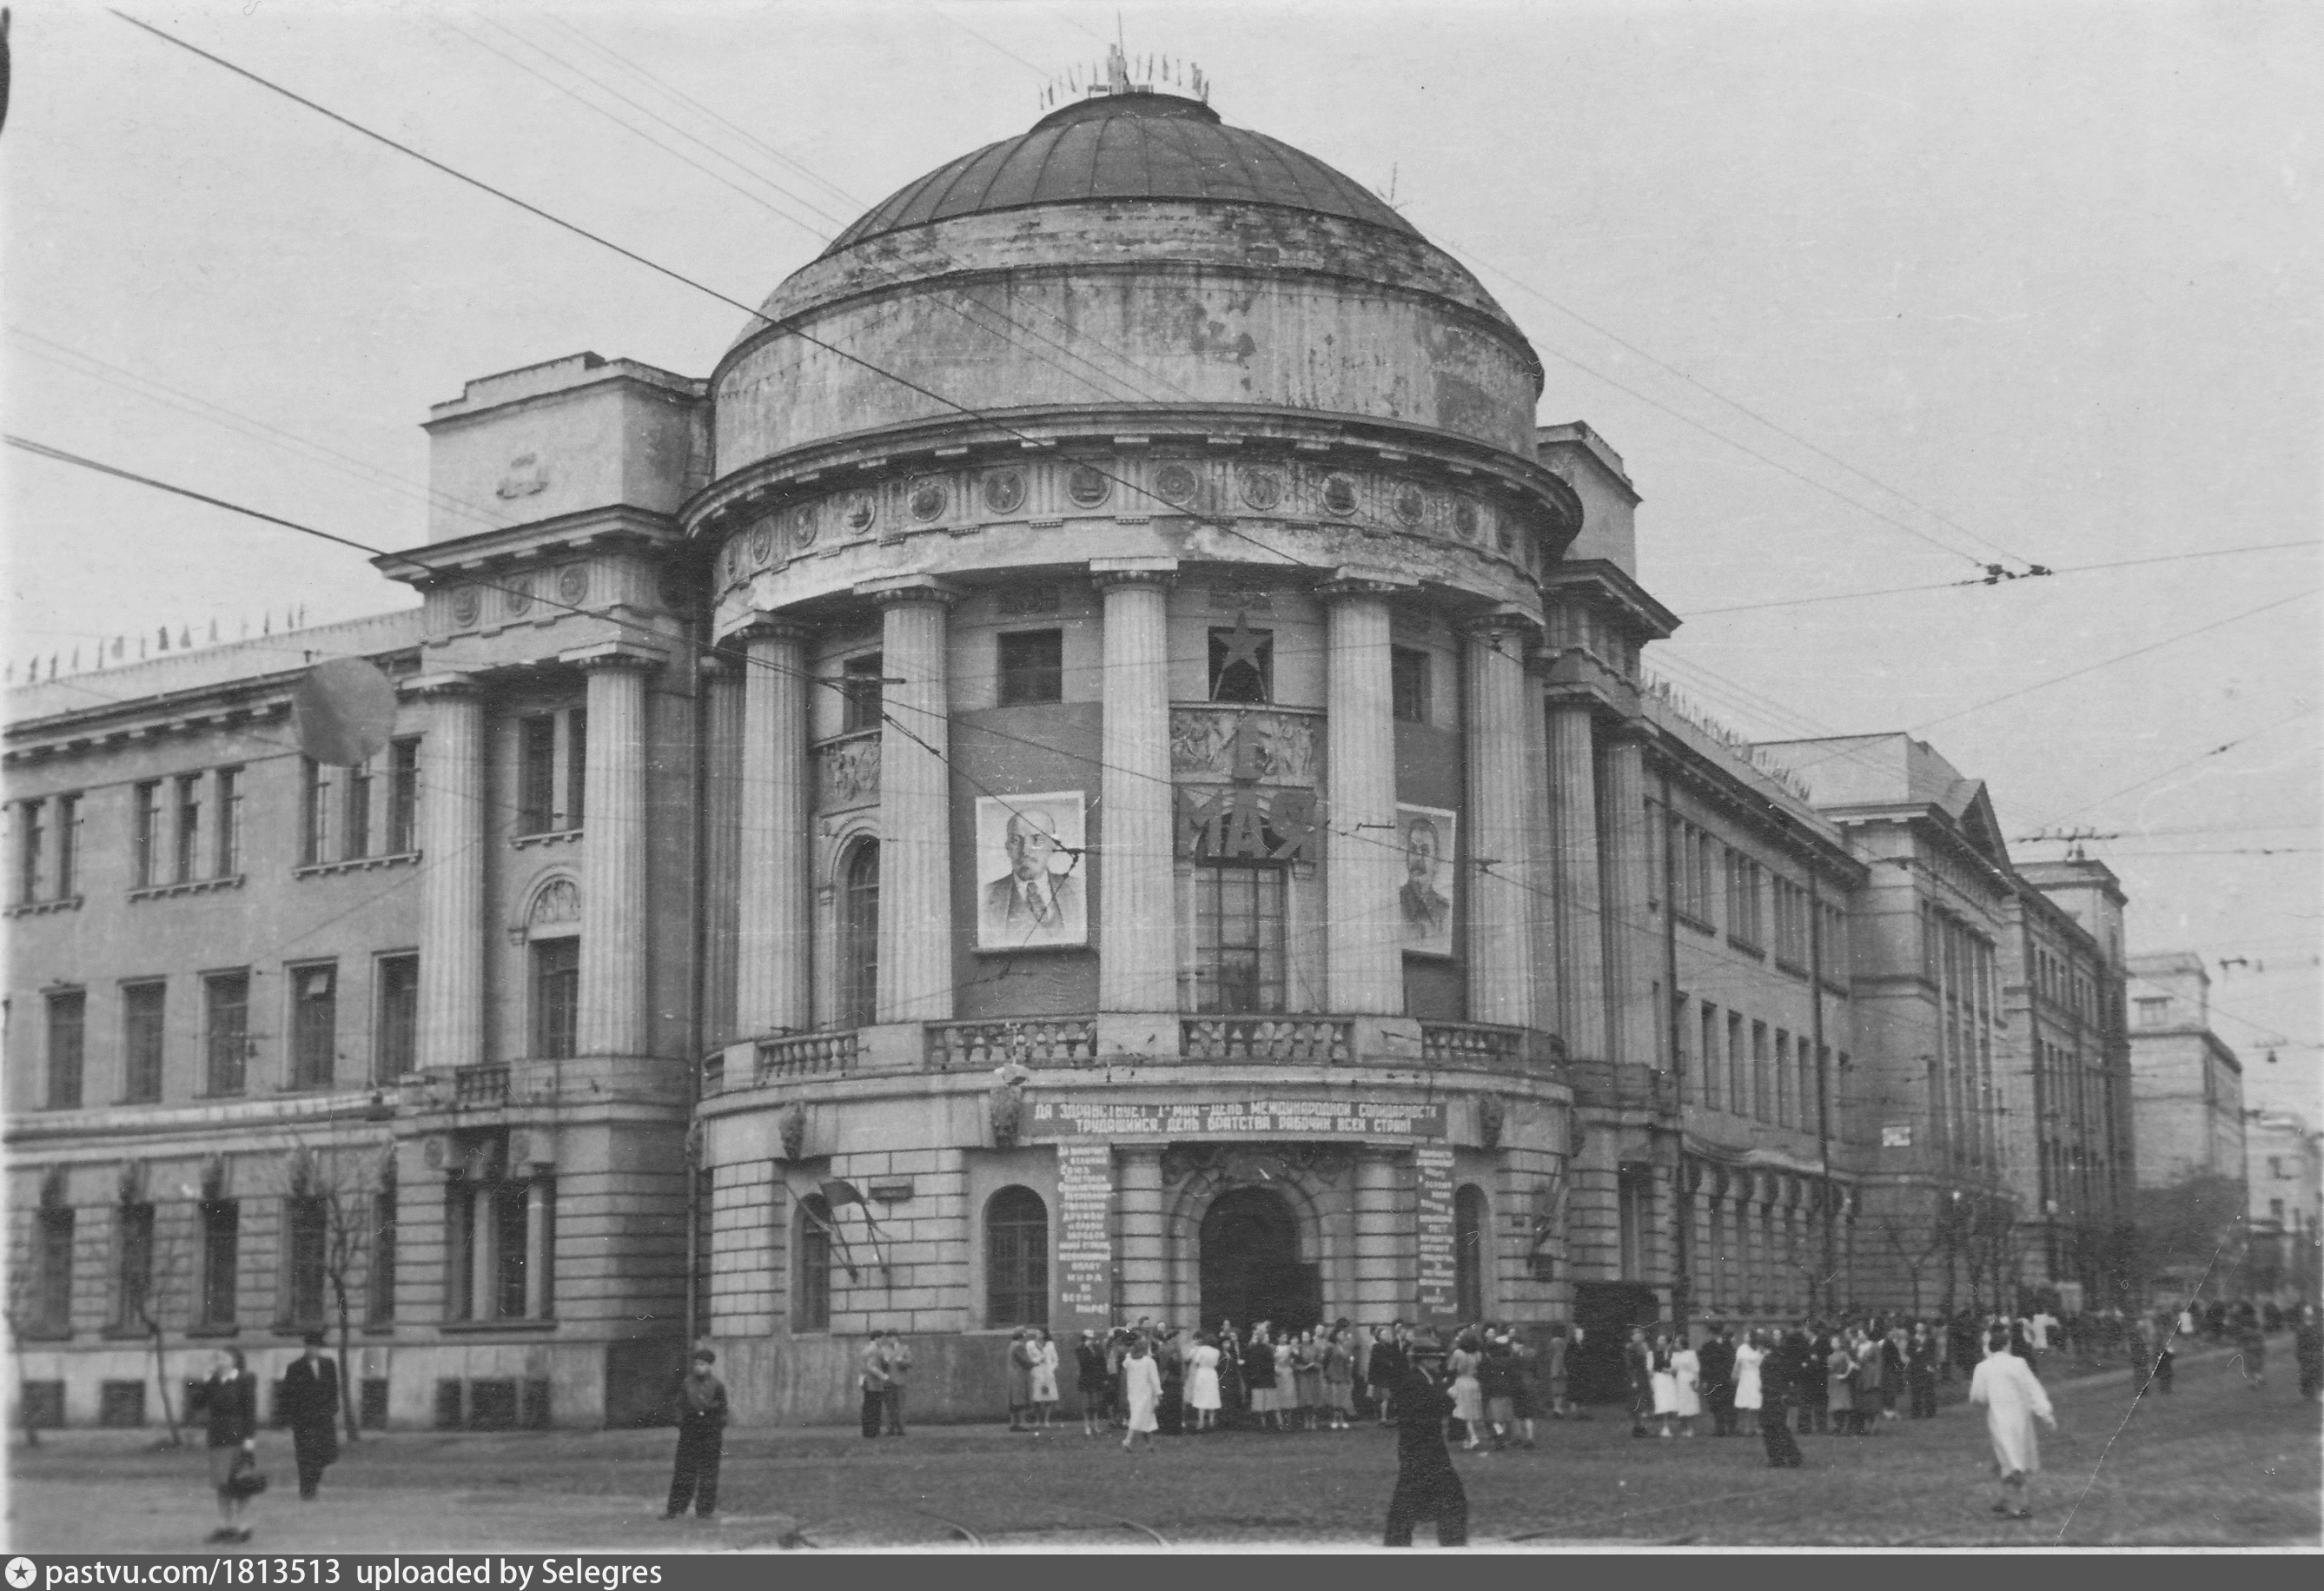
top-left (4, 63), bottom-right (2135, 1432)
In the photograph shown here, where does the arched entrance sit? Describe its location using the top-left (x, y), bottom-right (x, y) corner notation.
top-left (1198, 1186), bottom-right (1320, 1335)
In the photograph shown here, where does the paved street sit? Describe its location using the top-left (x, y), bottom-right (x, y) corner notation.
top-left (9, 1347), bottom-right (2316, 1551)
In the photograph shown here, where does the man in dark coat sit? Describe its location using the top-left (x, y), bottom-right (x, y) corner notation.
top-left (1624, 1327), bottom-right (1654, 1437)
top-left (1698, 1323), bottom-right (1738, 1437)
top-left (1383, 1356), bottom-right (1467, 1548)
top-left (279, 1332), bottom-right (341, 1501)
top-left (1758, 1334), bottom-right (1804, 1468)
top-left (665, 1348), bottom-right (728, 1520)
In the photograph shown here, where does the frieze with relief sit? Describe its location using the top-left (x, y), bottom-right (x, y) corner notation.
top-left (818, 735), bottom-right (882, 811)
top-left (1169, 707), bottom-right (1321, 784)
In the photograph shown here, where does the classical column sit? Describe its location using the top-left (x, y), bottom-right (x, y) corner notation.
top-left (469, 1188), bottom-right (493, 1322)
top-left (1092, 560), bottom-right (1177, 1013)
top-left (698, 657), bottom-right (745, 1050)
top-left (1353, 1148), bottom-right (1408, 1318)
top-left (1546, 701), bottom-right (1607, 1060)
top-left (733, 621), bottom-right (813, 1037)
top-left (1115, 1146), bottom-right (1165, 1321)
top-left (1324, 581), bottom-right (1402, 1014)
top-left (869, 580), bottom-right (956, 1024)
top-left (1463, 617), bottom-right (1535, 1026)
top-left (414, 676), bottom-right (485, 1071)
top-left (1524, 660), bottom-right (1561, 1038)
top-left (1599, 726), bottom-right (1655, 1067)
top-left (573, 648), bottom-right (655, 1057)
top-left (524, 1178), bottom-right (552, 1319)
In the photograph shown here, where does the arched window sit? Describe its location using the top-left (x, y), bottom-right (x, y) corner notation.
top-left (985, 1185), bottom-right (1049, 1329)
top-left (795, 1194), bottom-right (833, 1331)
top-left (1453, 1183), bottom-right (1486, 1323)
top-left (837, 840), bottom-right (879, 1029)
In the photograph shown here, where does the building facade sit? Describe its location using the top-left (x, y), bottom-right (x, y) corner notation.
top-left (2245, 1109), bottom-right (2322, 1305)
top-left (2127, 953), bottom-right (2248, 1186)
top-left (7, 74), bottom-right (2138, 1430)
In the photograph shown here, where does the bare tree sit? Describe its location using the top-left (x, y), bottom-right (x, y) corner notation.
top-left (121, 1199), bottom-right (197, 1448)
top-left (5, 1231), bottom-right (45, 1448)
top-left (275, 1138), bottom-right (387, 1444)
top-left (1876, 1209), bottom-right (1952, 1317)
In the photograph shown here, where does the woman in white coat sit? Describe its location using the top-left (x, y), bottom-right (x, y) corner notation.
top-left (1120, 1339), bottom-right (1163, 1452)
top-left (1187, 1334), bottom-right (1223, 1432)
top-left (1672, 1336), bottom-right (1704, 1437)
top-left (1968, 1326), bottom-right (2056, 1519)
top-left (1649, 1333), bottom-right (1680, 1438)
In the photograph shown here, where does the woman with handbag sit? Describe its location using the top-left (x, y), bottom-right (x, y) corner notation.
top-left (186, 1347), bottom-right (262, 1543)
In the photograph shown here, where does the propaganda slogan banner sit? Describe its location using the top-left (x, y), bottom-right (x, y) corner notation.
top-left (1024, 1097), bottom-right (1447, 1139)
top-left (1415, 1145), bottom-right (1459, 1323)
top-left (1055, 1143), bottom-right (1113, 1336)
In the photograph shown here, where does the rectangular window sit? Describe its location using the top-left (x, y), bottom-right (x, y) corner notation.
top-left (289, 964), bottom-right (337, 1090)
top-left (36, 1207), bottom-right (76, 1335)
top-left (174, 773), bottom-right (202, 883)
top-left (1192, 864), bottom-right (1287, 1013)
top-left (1616, 1168), bottom-right (1648, 1281)
top-left (518, 716), bottom-right (557, 835)
top-left (1727, 1011), bottom-right (1746, 1117)
top-left (564, 709), bottom-right (586, 829)
top-left (1774, 1029), bottom-right (1791, 1127)
top-left (133, 782), bottom-right (162, 888)
top-left (1390, 646), bottom-right (1430, 724)
top-left (796, 1206), bottom-right (832, 1332)
top-left (386, 739), bottom-right (420, 854)
top-left (122, 981), bottom-right (166, 1104)
top-left (367, 1190), bottom-right (397, 1324)
top-left (285, 1196), bottom-right (328, 1328)
top-left (996, 630), bottom-right (1064, 706)
top-left (204, 972), bottom-right (249, 1097)
top-left (532, 938), bottom-right (579, 1059)
top-left (374, 954), bottom-right (420, 1081)
top-left (17, 798), bottom-right (45, 903)
top-left (200, 1201), bottom-right (239, 1327)
top-left (1207, 626), bottom-right (1273, 704)
top-left (2135, 998), bottom-right (2168, 1027)
top-left (54, 792), bottom-right (81, 898)
top-left (300, 759), bottom-right (334, 865)
top-left (115, 1203), bottom-right (155, 1330)
top-left (446, 1183), bottom-right (476, 1322)
top-left (840, 653), bottom-right (884, 735)
top-left (1699, 1004), bottom-right (1721, 1110)
top-left (493, 1185), bottom-right (529, 1320)
top-left (1751, 1020), bottom-right (1771, 1121)
top-left (1727, 852), bottom-right (1765, 951)
top-left (215, 768), bottom-right (243, 878)
top-left (344, 757), bottom-right (374, 859)
top-left (45, 990), bottom-right (85, 1110)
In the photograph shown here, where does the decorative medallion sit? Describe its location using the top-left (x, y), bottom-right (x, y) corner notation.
top-left (449, 587), bottom-right (480, 626)
top-left (1239, 468), bottom-right (1283, 512)
top-left (749, 523), bottom-right (775, 565)
top-left (494, 453), bottom-right (546, 501)
top-left (1155, 462), bottom-right (1199, 504)
top-left (423, 1137), bottom-right (445, 1170)
top-left (844, 492), bottom-right (877, 534)
top-left (557, 564), bottom-right (588, 605)
top-left (1453, 499), bottom-right (1480, 541)
top-left (1394, 481), bottom-right (1427, 526)
top-left (1321, 474), bottom-right (1359, 515)
top-left (982, 469), bottom-right (1026, 515)
top-left (910, 479), bottom-right (947, 520)
top-left (1067, 464), bottom-right (1111, 507)
top-left (504, 575), bottom-right (533, 618)
top-left (791, 502), bottom-right (818, 551)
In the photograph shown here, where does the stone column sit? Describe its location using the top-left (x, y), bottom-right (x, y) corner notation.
top-left (1524, 660), bottom-right (1561, 1038)
top-left (1353, 1149), bottom-right (1407, 1317)
top-left (698, 657), bottom-right (745, 1050)
top-left (414, 676), bottom-right (485, 1071)
top-left (573, 650), bottom-right (655, 1057)
top-left (1116, 1146), bottom-right (1165, 1321)
top-left (1092, 561), bottom-right (1177, 1014)
top-left (1546, 701), bottom-right (1607, 1060)
top-left (469, 1187), bottom-right (493, 1322)
top-left (733, 621), bottom-right (813, 1037)
top-left (1463, 617), bottom-right (1535, 1026)
top-left (1599, 726), bottom-right (1656, 1069)
top-left (869, 580), bottom-right (956, 1024)
top-left (1324, 581), bottom-right (1402, 1015)
top-left (524, 1178), bottom-right (552, 1319)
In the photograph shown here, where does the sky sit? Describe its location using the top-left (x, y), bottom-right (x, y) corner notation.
top-left (3, 0), bottom-right (2319, 1111)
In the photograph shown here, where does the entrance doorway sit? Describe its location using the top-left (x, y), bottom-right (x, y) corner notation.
top-left (1198, 1186), bottom-right (1320, 1335)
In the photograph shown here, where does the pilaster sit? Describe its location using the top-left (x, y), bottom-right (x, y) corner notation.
top-left (733, 621), bottom-right (814, 1037)
top-left (412, 675), bottom-right (485, 1071)
top-left (1091, 560), bottom-right (1177, 1014)
top-left (1462, 614), bottom-right (1535, 1026)
top-left (1323, 574), bottom-right (1408, 1014)
top-left (566, 645), bottom-right (660, 1057)
top-left (864, 579), bottom-right (957, 1024)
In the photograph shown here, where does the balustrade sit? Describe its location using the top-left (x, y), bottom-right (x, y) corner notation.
top-left (925, 1018), bottom-right (1099, 1071)
top-left (1180, 1017), bottom-right (1353, 1064)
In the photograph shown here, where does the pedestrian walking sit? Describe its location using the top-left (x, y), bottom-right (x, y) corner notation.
top-left (879, 1329), bottom-right (912, 1435)
top-left (1121, 1339), bottom-right (1162, 1452)
top-left (1246, 1323), bottom-right (1282, 1430)
top-left (1907, 1322), bottom-right (1940, 1418)
top-left (1006, 1327), bottom-right (1039, 1432)
top-left (279, 1331), bottom-right (340, 1502)
top-left (1293, 1327), bottom-right (1326, 1431)
top-left (664, 1348), bottom-right (728, 1521)
top-left (1323, 1328), bottom-right (1356, 1430)
top-left (1698, 1322), bottom-right (1738, 1437)
top-left (1625, 1327), bottom-right (1654, 1437)
top-left (2149, 1309), bottom-right (2179, 1395)
top-left (1076, 1329), bottom-right (1113, 1437)
top-left (1743, 1329), bottom-right (1803, 1468)
top-left (1506, 1329), bottom-right (1540, 1448)
top-left (1382, 1356), bottom-right (1468, 1548)
top-left (1447, 1332), bottom-right (1486, 1449)
top-left (2233, 1302), bottom-right (2267, 1389)
top-left (1825, 1333), bottom-right (1857, 1435)
top-left (1188, 1333), bottom-right (1222, 1431)
top-left (2293, 1303), bottom-right (2321, 1401)
top-left (186, 1348), bottom-right (261, 1544)
top-left (1030, 1328), bottom-right (1060, 1429)
top-left (1672, 1333), bottom-right (1703, 1437)
top-left (1797, 1325), bottom-right (1831, 1435)
top-left (1969, 1326), bottom-right (2056, 1521)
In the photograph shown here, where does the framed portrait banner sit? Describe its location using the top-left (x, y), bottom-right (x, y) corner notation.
top-left (974, 790), bottom-right (1089, 951)
top-left (1395, 803), bottom-right (1456, 958)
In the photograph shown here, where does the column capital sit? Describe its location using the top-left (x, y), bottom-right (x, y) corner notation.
top-left (1460, 606), bottom-right (1543, 649)
top-left (559, 640), bottom-right (667, 673)
top-left (855, 574), bottom-right (962, 610)
top-left (403, 671), bottom-right (483, 700)
top-left (728, 615), bottom-right (818, 649)
top-left (1088, 556), bottom-right (1179, 590)
top-left (1319, 566), bottom-right (1419, 601)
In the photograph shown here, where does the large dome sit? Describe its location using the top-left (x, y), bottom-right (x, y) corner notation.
top-left (823, 91), bottom-right (1419, 255)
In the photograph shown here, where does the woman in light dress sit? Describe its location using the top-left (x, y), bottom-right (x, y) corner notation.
top-left (1030, 1328), bottom-right (1060, 1430)
top-left (1293, 1328), bottom-right (1326, 1431)
top-left (1649, 1333), bottom-right (1680, 1438)
top-left (1120, 1338), bottom-right (1162, 1452)
top-left (1969, 1325), bottom-right (2056, 1519)
top-left (1275, 1333), bottom-right (1300, 1432)
top-left (1672, 1333), bottom-right (1703, 1437)
top-left (1447, 1332), bottom-right (1486, 1449)
top-left (1187, 1333), bottom-right (1223, 1431)
top-left (1733, 1327), bottom-right (1767, 1418)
